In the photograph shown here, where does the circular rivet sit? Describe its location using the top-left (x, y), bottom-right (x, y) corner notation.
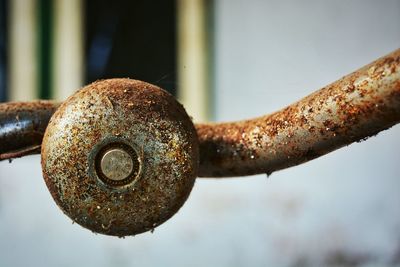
top-left (100, 148), bottom-right (133, 181)
top-left (94, 142), bottom-right (140, 187)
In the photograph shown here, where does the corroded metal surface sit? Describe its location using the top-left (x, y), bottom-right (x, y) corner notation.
top-left (41, 79), bottom-right (199, 236)
top-left (0, 50), bottom-right (399, 178)
top-left (197, 48), bottom-right (400, 177)
top-left (1, 50), bottom-right (400, 177)
top-left (0, 50), bottom-right (400, 236)
top-left (0, 101), bottom-right (59, 160)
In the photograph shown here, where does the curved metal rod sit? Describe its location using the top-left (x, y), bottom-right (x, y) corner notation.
top-left (0, 101), bottom-right (60, 160)
top-left (0, 49), bottom-right (399, 178)
top-left (198, 48), bottom-right (400, 177)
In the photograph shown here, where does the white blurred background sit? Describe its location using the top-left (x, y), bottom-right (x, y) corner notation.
top-left (1, 0), bottom-right (400, 266)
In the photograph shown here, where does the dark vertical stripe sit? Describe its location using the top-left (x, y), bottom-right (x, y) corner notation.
top-left (84, 0), bottom-right (177, 96)
top-left (0, 0), bottom-right (7, 101)
top-left (38, 0), bottom-right (53, 99)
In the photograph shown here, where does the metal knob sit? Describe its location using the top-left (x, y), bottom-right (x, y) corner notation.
top-left (41, 78), bottom-right (198, 237)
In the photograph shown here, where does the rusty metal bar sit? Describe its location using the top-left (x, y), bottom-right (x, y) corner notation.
top-left (197, 49), bottom-right (400, 177)
top-left (0, 49), bottom-right (400, 177)
top-left (0, 101), bottom-right (59, 160)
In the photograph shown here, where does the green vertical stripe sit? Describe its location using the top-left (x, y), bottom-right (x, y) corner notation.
top-left (206, 0), bottom-right (215, 120)
top-left (38, 0), bottom-right (52, 99)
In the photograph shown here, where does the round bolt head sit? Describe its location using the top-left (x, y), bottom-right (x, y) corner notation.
top-left (100, 148), bottom-right (134, 181)
top-left (93, 141), bottom-right (141, 187)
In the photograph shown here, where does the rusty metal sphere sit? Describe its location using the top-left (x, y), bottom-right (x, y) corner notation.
top-left (41, 78), bottom-right (198, 236)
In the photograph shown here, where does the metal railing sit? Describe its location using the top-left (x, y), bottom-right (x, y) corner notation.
top-left (1, 48), bottom-right (399, 176)
top-left (0, 48), bottom-right (399, 236)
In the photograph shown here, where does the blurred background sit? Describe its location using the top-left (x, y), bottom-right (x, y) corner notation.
top-left (1, 0), bottom-right (400, 266)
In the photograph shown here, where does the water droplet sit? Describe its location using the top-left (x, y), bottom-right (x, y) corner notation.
top-left (250, 155), bottom-right (255, 159)
top-left (97, 205), bottom-right (101, 209)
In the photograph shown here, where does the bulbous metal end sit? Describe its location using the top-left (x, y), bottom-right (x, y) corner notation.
top-left (41, 78), bottom-right (199, 237)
